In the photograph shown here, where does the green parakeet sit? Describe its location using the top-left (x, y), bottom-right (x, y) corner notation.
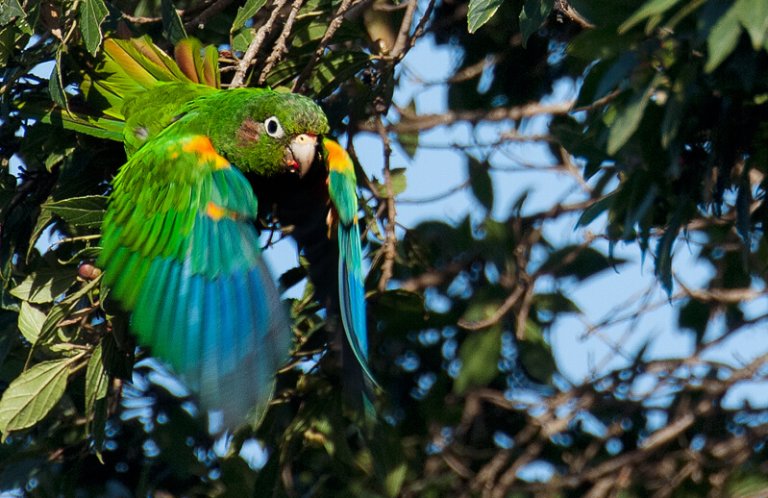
top-left (32, 37), bottom-right (373, 428)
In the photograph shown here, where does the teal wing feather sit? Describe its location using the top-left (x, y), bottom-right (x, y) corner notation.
top-left (98, 133), bottom-right (291, 428)
top-left (323, 139), bottom-right (376, 387)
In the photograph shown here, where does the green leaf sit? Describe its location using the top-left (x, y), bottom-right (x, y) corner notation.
top-left (705, 4), bottom-right (741, 73)
top-left (397, 132), bottom-right (419, 159)
top-left (78, 0), bottom-right (108, 55)
top-left (520, 0), bottom-right (552, 46)
top-left (454, 324), bottom-right (502, 394)
top-left (606, 76), bottom-right (658, 155)
top-left (576, 193), bottom-right (615, 227)
top-left (518, 321), bottom-right (555, 384)
top-left (533, 293), bottom-right (581, 315)
top-left (16, 100), bottom-right (124, 141)
top-left (467, 0), bottom-right (504, 33)
top-left (267, 50), bottom-right (370, 98)
top-left (18, 301), bottom-right (46, 344)
top-left (375, 168), bottom-right (407, 197)
top-left (734, 0), bottom-right (768, 49)
top-left (468, 157), bottom-right (494, 212)
top-left (84, 348), bottom-right (107, 398)
top-left (161, 0), bottom-right (187, 45)
top-left (85, 343), bottom-right (108, 416)
top-left (231, 0), bottom-right (266, 32)
top-left (397, 100), bottom-right (419, 158)
top-left (232, 28), bottom-right (253, 52)
top-left (618, 0), bottom-right (681, 34)
top-left (10, 267), bottom-right (76, 304)
top-left (385, 461), bottom-right (407, 497)
top-left (0, 26), bottom-right (17, 66)
top-left (0, 0), bottom-right (24, 26)
top-left (539, 246), bottom-right (624, 281)
top-left (41, 195), bottom-right (107, 229)
top-left (727, 472), bottom-right (768, 497)
top-left (0, 358), bottom-right (72, 437)
top-left (655, 208), bottom-right (682, 294)
top-left (568, 28), bottom-right (635, 61)
top-left (48, 59), bottom-right (67, 108)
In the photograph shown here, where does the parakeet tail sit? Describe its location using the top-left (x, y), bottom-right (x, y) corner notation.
top-left (80, 36), bottom-right (220, 120)
top-left (338, 222), bottom-right (377, 387)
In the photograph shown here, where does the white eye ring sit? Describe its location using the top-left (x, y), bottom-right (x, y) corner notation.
top-left (264, 116), bottom-right (284, 138)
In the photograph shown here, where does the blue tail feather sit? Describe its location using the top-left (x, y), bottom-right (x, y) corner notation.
top-left (338, 223), bottom-right (377, 386)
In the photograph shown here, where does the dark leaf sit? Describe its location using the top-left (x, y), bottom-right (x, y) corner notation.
top-left (539, 246), bottom-right (623, 281)
top-left (520, 0), bottom-right (552, 47)
top-left (468, 156), bottom-right (494, 212)
top-left (161, 0), bottom-right (187, 45)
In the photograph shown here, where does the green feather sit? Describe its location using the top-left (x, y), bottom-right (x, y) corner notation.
top-left (99, 133), bottom-right (293, 428)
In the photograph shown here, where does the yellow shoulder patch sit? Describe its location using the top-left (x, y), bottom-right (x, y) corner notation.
top-left (183, 136), bottom-right (230, 170)
top-left (323, 138), bottom-right (353, 173)
top-left (205, 201), bottom-right (227, 221)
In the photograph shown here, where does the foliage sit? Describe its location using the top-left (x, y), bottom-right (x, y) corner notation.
top-left (1, 0), bottom-right (767, 497)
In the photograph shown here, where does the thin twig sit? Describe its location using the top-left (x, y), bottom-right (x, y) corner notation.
top-left (230, 0), bottom-right (289, 88)
top-left (389, 0), bottom-right (418, 59)
top-left (376, 118), bottom-right (397, 292)
top-left (257, 0), bottom-right (305, 85)
top-left (292, 0), bottom-right (360, 92)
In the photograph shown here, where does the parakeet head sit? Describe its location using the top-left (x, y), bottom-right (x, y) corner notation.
top-left (198, 89), bottom-right (330, 177)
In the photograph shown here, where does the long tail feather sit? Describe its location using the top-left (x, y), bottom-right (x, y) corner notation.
top-left (338, 222), bottom-right (376, 386)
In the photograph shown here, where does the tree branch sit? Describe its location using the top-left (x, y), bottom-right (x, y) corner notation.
top-left (230, 0), bottom-right (288, 88)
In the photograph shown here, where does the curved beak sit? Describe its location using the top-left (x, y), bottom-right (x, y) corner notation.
top-left (285, 134), bottom-right (318, 177)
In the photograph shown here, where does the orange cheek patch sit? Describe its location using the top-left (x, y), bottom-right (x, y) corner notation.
top-left (183, 136), bottom-right (230, 170)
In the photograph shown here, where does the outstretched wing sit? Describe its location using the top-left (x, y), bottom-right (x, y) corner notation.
top-left (98, 133), bottom-right (291, 429)
top-left (323, 139), bottom-right (376, 386)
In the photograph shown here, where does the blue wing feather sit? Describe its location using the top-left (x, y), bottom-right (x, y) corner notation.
top-left (99, 133), bottom-right (292, 429)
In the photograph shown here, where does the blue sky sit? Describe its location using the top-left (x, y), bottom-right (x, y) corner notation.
top-left (338, 33), bottom-right (768, 407)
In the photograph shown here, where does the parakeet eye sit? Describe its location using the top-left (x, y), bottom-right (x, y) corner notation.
top-left (264, 116), bottom-right (284, 138)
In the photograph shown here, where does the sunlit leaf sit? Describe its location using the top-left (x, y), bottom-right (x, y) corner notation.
top-left (231, 0), bottom-right (267, 32)
top-left (705, 4), bottom-right (741, 72)
top-left (10, 267), bottom-right (75, 304)
top-left (467, 0), bottom-right (504, 33)
top-left (0, 0), bottom-right (24, 26)
top-left (48, 58), bottom-right (66, 108)
top-left (454, 324), bottom-right (501, 394)
top-left (42, 195), bottom-right (107, 229)
top-left (78, 0), bottom-right (108, 55)
top-left (734, 0), bottom-right (768, 49)
top-left (606, 75), bottom-right (659, 155)
top-left (18, 301), bottom-right (45, 344)
top-left (0, 358), bottom-right (72, 437)
top-left (618, 0), bottom-right (681, 33)
top-left (375, 168), bottom-right (407, 197)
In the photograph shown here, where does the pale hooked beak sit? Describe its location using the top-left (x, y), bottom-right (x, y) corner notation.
top-left (285, 134), bottom-right (318, 177)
